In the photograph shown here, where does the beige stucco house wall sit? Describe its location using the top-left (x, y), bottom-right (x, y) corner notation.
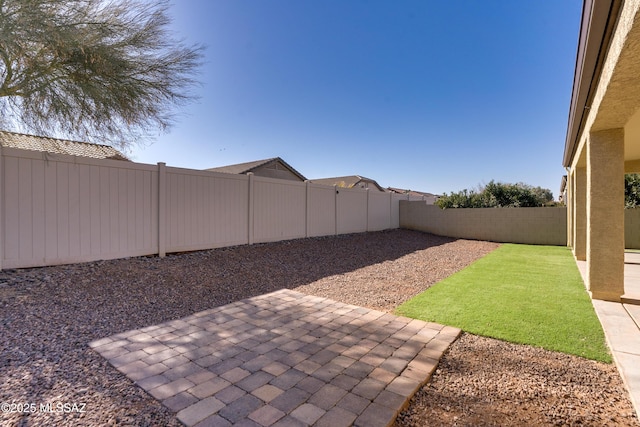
top-left (563, 0), bottom-right (640, 302)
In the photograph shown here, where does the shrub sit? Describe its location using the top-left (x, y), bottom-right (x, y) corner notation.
top-left (436, 181), bottom-right (554, 209)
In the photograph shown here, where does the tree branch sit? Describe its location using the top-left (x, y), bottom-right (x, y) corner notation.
top-left (0, 0), bottom-right (203, 148)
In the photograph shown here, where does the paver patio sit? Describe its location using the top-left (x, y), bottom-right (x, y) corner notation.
top-left (90, 289), bottom-right (460, 427)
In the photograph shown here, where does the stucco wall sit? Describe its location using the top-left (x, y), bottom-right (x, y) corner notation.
top-left (253, 163), bottom-right (302, 181)
top-left (625, 208), bottom-right (640, 249)
top-left (399, 201), bottom-right (567, 245)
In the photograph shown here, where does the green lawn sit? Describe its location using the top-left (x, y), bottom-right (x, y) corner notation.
top-left (396, 244), bottom-right (611, 362)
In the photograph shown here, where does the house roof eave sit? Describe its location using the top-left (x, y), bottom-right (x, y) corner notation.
top-left (563, 0), bottom-right (623, 168)
top-left (206, 157), bottom-right (307, 181)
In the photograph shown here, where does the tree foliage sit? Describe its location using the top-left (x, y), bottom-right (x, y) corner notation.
top-left (0, 0), bottom-right (203, 148)
top-left (625, 174), bottom-right (640, 208)
top-left (436, 181), bottom-right (555, 209)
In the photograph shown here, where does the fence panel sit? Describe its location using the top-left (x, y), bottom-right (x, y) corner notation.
top-left (368, 191), bottom-right (391, 231)
top-left (307, 183), bottom-right (336, 237)
top-left (337, 187), bottom-right (368, 234)
top-left (252, 176), bottom-right (306, 243)
top-left (390, 194), bottom-right (405, 228)
top-left (164, 167), bottom-right (249, 252)
top-left (2, 148), bottom-right (158, 268)
top-left (1, 147), bottom-right (400, 269)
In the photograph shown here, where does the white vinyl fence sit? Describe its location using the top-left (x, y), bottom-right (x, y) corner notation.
top-left (0, 147), bottom-right (409, 269)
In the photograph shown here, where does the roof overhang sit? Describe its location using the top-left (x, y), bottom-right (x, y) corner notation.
top-left (258, 157), bottom-right (307, 181)
top-left (563, 0), bottom-right (623, 168)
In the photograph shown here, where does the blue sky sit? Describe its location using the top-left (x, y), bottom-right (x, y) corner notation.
top-left (129, 0), bottom-right (582, 198)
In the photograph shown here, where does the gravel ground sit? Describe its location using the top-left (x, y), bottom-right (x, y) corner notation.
top-left (395, 333), bottom-right (638, 427)
top-left (0, 229), bottom-right (636, 426)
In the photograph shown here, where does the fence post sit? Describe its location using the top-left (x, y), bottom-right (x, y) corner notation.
top-left (389, 191), bottom-right (393, 230)
top-left (157, 162), bottom-right (166, 258)
top-left (366, 188), bottom-right (370, 232)
top-left (248, 173), bottom-right (254, 245)
top-left (305, 180), bottom-right (310, 238)
top-left (334, 185), bottom-right (338, 236)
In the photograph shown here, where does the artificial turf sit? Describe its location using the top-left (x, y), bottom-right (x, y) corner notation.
top-left (396, 244), bottom-right (612, 362)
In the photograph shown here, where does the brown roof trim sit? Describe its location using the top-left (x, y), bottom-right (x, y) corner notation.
top-left (207, 157), bottom-right (277, 174)
top-left (563, 0), bottom-right (623, 167)
top-left (206, 157), bottom-right (307, 181)
top-left (260, 157), bottom-right (307, 181)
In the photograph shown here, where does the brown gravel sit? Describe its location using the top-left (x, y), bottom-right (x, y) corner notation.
top-left (0, 229), bottom-right (636, 426)
top-left (395, 333), bottom-right (638, 427)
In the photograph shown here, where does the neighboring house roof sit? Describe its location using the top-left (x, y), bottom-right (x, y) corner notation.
top-left (387, 187), bottom-right (439, 198)
top-left (0, 130), bottom-right (129, 161)
top-left (310, 175), bottom-right (386, 192)
top-left (206, 157), bottom-right (307, 181)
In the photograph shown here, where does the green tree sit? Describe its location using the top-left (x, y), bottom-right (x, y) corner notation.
top-left (0, 0), bottom-right (203, 148)
top-left (530, 185), bottom-right (554, 205)
top-left (625, 174), bottom-right (640, 208)
top-left (436, 181), bottom-right (555, 209)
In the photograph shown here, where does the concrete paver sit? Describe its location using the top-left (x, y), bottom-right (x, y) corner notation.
top-left (91, 289), bottom-right (459, 426)
top-left (623, 253), bottom-right (640, 303)
top-left (576, 259), bottom-right (640, 418)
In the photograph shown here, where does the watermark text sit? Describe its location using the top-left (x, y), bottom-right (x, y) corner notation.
top-left (1, 401), bottom-right (86, 414)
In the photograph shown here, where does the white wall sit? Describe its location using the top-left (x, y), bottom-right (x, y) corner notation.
top-left (0, 147), bottom-right (400, 269)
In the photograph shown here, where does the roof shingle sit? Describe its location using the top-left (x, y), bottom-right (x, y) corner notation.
top-left (0, 131), bottom-right (129, 161)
